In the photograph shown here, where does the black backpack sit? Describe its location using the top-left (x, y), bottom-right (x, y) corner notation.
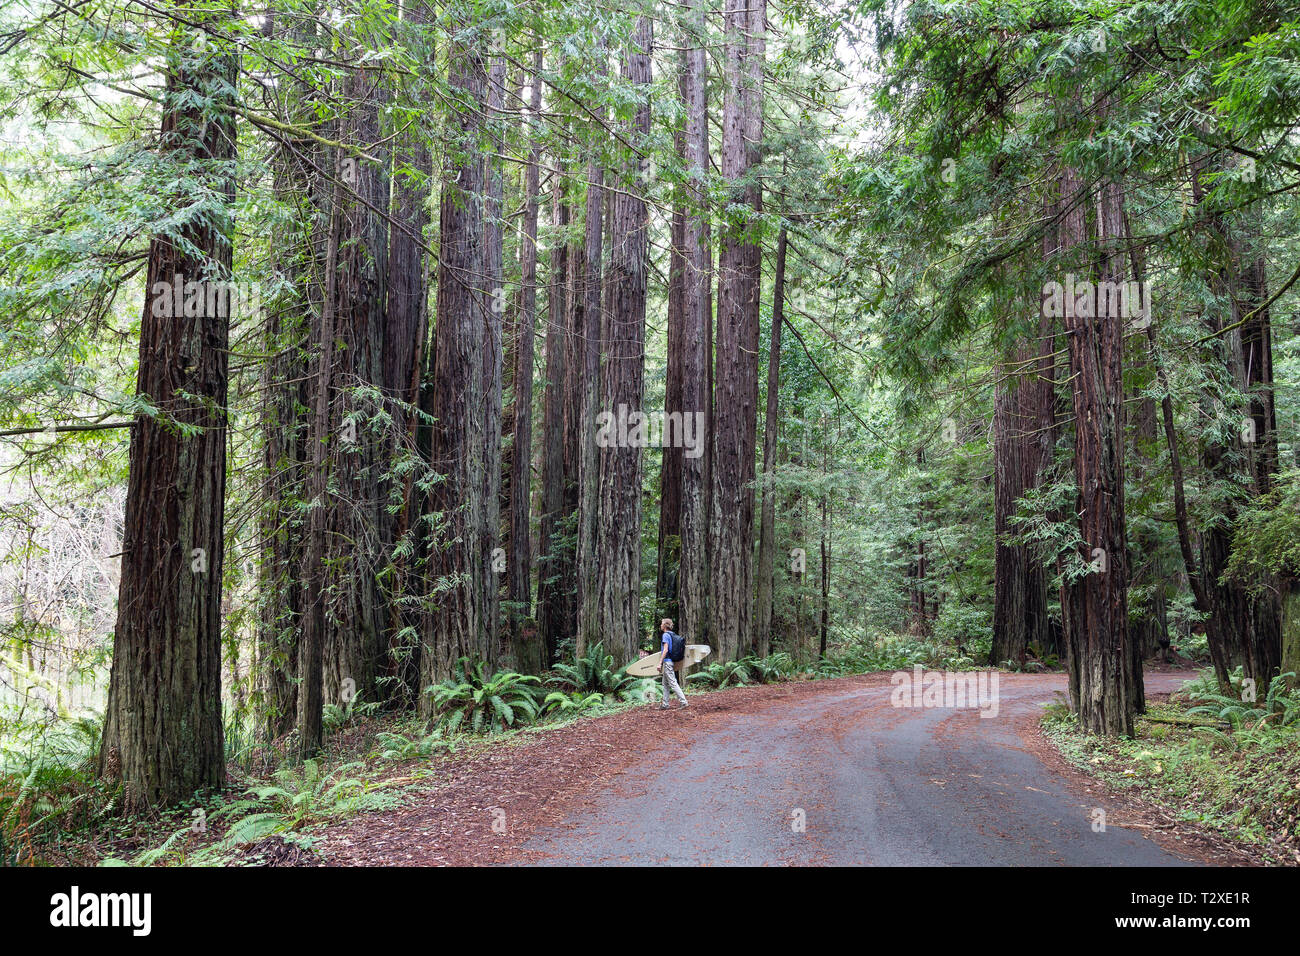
top-left (668, 632), bottom-right (686, 663)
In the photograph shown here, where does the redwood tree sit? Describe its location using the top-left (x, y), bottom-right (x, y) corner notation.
top-left (421, 36), bottom-right (490, 705)
top-left (710, 0), bottom-right (764, 661)
top-left (596, 17), bottom-right (652, 664)
top-left (100, 9), bottom-right (234, 805)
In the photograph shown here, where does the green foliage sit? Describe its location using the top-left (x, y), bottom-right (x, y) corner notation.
top-left (686, 659), bottom-right (754, 689)
top-left (743, 652), bottom-right (797, 684)
top-left (374, 729), bottom-right (455, 761)
top-left (548, 641), bottom-right (638, 697)
top-left (427, 658), bottom-right (543, 736)
top-left (1186, 670), bottom-right (1300, 736)
top-left (0, 713), bottom-right (106, 865)
top-left (1226, 471), bottom-right (1300, 586)
top-left (242, 759), bottom-right (376, 829)
top-left (1044, 672), bottom-right (1300, 857)
top-left (323, 696), bottom-right (381, 735)
top-left (541, 690), bottom-right (606, 716)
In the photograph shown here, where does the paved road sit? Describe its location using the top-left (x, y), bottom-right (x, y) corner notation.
top-left (523, 671), bottom-right (1197, 866)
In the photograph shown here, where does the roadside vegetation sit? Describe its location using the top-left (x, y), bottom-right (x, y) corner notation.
top-left (1043, 670), bottom-right (1300, 863)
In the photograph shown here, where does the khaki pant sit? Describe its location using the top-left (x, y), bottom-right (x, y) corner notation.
top-left (662, 659), bottom-right (687, 706)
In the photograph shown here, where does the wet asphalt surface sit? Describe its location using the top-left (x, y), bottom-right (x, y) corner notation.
top-left (523, 672), bottom-right (1198, 866)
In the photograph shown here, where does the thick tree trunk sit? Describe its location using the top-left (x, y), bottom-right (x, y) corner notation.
top-left (381, 0), bottom-right (432, 704)
top-left (992, 182), bottom-right (1056, 667)
top-left (100, 12), bottom-right (233, 806)
top-left (537, 146), bottom-right (575, 667)
top-left (710, 0), bottom-right (764, 661)
top-left (1057, 165), bottom-right (1138, 735)
top-left (480, 54), bottom-right (506, 663)
top-left (421, 40), bottom-right (489, 708)
top-left (755, 225), bottom-right (787, 658)
top-left (657, 67), bottom-right (688, 626)
top-left (595, 18), bottom-right (652, 666)
top-left (677, 0), bottom-right (712, 649)
top-left (991, 340), bottom-right (1053, 665)
top-left (574, 41), bottom-right (607, 660)
top-left (1189, 150), bottom-right (1283, 689)
top-left (509, 46), bottom-right (543, 673)
top-left (324, 65), bottom-right (389, 711)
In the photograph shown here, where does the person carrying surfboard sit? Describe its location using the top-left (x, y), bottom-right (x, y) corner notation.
top-left (659, 618), bottom-right (688, 710)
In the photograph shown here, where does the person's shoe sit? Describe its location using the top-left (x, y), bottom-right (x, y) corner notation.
top-left (679, 700), bottom-right (689, 708)
top-left (659, 703), bottom-right (670, 710)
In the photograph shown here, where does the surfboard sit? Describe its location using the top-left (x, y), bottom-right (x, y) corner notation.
top-left (625, 644), bottom-right (711, 678)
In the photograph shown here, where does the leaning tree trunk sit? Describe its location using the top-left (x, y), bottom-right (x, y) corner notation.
top-left (596, 17), bottom-right (652, 666)
top-left (100, 10), bottom-right (234, 806)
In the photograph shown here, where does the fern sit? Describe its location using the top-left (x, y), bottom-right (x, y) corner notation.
top-left (426, 657), bottom-right (544, 736)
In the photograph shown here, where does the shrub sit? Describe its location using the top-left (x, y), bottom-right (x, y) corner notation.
top-left (541, 691), bottom-right (605, 716)
top-left (427, 657), bottom-right (543, 735)
top-left (549, 641), bottom-right (638, 697)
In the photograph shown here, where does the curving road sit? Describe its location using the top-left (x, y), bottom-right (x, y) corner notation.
top-left (523, 671), bottom-right (1198, 866)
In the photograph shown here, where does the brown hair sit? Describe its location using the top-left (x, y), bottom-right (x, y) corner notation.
top-left (661, 618), bottom-right (674, 631)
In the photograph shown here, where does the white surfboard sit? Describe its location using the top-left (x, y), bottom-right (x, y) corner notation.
top-left (625, 644), bottom-right (711, 678)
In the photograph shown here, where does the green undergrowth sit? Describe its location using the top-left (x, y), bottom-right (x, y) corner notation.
top-left (1042, 669), bottom-right (1300, 863)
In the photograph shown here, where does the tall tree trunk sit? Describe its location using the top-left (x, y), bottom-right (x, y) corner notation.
top-left (991, 174), bottom-right (1056, 666)
top-left (657, 65), bottom-right (688, 626)
top-left (1125, 214), bottom-right (1169, 665)
top-left (710, 0), bottom-right (764, 661)
top-left (258, 9), bottom-right (320, 738)
top-left (677, 0), bottom-right (712, 649)
top-left (596, 18), bottom-right (652, 666)
top-left (324, 64), bottom-right (389, 710)
top-left (537, 138), bottom-right (575, 667)
top-left (421, 37), bottom-right (489, 708)
top-left (818, 430), bottom-right (831, 659)
top-left (100, 9), bottom-right (234, 805)
top-left (480, 53), bottom-right (506, 663)
top-left (991, 341), bottom-right (1053, 665)
top-left (755, 225), bottom-right (787, 658)
top-left (381, 0), bottom-right (433, 704)
top-left (1056, 162), bottom-right (1139, 735)
top-left (299, 179), bottom-right (342, 757)
top-left (1189, 148), bottom-right (1283, 688)
top-left (575, 40), bottom-right (608, 660)
top-left (509, 45), bottom-right (543, 673)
